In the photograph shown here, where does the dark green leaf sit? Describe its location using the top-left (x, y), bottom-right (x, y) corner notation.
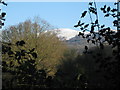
top-left (78, 32), bottom-right (84, 36)
top-left (89, 2), bottom-right (93, 6)
top-left (80, 23), bottom-right (84, 26)
top-left (87, 39), bottom-right (90, 43)
top-left (1, 12), bottom-right (6, 17)
top-left (95, 19), bottom-right (98, 24)
top-left (19, 40), bottom-right (25, 46)
top-left (16, 41), bottom-right (20, 46)
top-left (84, 24), bottom-right (89, 28)
top-left (104, 14), bottom-right (109, 17)
top-left (78, 20), bottom-right (81, 25)
top-left (80, 27), bottom-right (84, 30)
top-left (111, 9), bottom-right (117, 12)
top-left (114, 2), bottom-right (118, 5)
top-left (16, 40), bottom-right (25, 46)
top-left (74, 25), bottom-right (79, 27)
top-left (103, 10), bottom-right (107, 13)
top-left (101, 25), bottom-right (105, 28)
top-left (100, 7), bottom-right (104, 11)
top-left (1, 1), bottom-right (7, 6)
top-left (85, 46), bottom-right (88, 50)
top-left (104, 5), bottom-right (106, 9)
top-left (81, 11), bottom-right (87, 18)
top-left (29, 48), bottom-right (35, 52)
top-left (31, 53), bottom-right (37, 58)
top-left (92, 40), bottom-right (95, 44)
top-left (107, 7), bottom-right (111, 12)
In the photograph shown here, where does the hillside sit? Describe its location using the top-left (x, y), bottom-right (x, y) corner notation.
top-left (47, 28), bottom-right (95, 53)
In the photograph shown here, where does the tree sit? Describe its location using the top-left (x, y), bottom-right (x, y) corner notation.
top-left (74, 1), bottom-right (120, 88)
top-left (2, 18), bottom-right (67, 76)
top-left (2, 40), bottom-right (55, 89)
top-left (0, 0), bottom-right (7, 89)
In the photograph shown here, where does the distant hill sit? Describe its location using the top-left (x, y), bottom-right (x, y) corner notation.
top-left (47, 28), bottom-right (79, 40)
top-left (47, 28), bottom-right (95, 53)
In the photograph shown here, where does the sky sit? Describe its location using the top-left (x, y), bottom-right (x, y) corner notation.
top-left (2, 2), bottom-right (117, 31)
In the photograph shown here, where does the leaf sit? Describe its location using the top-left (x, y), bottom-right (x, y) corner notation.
top-left (104, 5), bottom-right (106, 9)
top-left (74, 20), bottom-right (81, 27)
top-left (1, 1), bottom-right (7, 6)
top-left (80, 27), bottom-right (84, 30)
top-left (89, 2), bottom-right (93, 6)
top-left (84, 24), bottom-right (89, 28)
top-left (1, 12), bottom-right (6, 17)
top-left (111, 9), bottom-right (117, 12)
top-left (112, 14), bottom-right (116, 17)
top-left (82, 35), bottom-right (85, 38)
top-left (78, 32), bottom-right (84, 36)
top-left (81, 11), bottom-right (87, 18)
top-left (95, 11), bottom-right (97, 15)
top-left (19, 40), bottom-right (25, 46)
top-left (90, 25), bottom-right (94, 33)
top-left (87, 39), bottom-right (90, 43)
top-left (114, 2), bottom-right (118, 5)
top-left (107, 27), bottom-right (110, 31)
top-left (101, 25), bottom-right (105, 28)
top-left (107, 6), bottom-right (111, 12)
top-left (80, 23), bottom-right (84, 26)
top-left (16, 41), bottom-right (20, 46)
top-left (78, 20), bottom-right (81, 25)
top-left (74, 25), bottom-right (79, 28)
top-left (31, 53), bottom-right (37, 58)
top-left (30, 48), bottom-right (35, 52)
top-left (92, 40), bottom-right (95, 44)
top-left (21, 50), bottom-right (26, 56)
top-left (104, 14), bottom-right (109, 17)
top-left (16, 40), bottom-right (25, 46)
top-left (113, 20), bottom-right (118, 26)
top-left (85, 46), bottom-right (88, 51)
top-left (100, 8), bottom-right (104, 11)
top-left (103, 10), bottom-right (107, 13)
top-left (95, 19), bottom-right (98, 24)
top-left (83, 30), bottom-right (86, 32)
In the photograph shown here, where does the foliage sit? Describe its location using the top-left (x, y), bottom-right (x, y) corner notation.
top-left (74, 1), bottom-right (120, 88)
top-left (2, 18), bottom-right (67, 75)
top-left (0, 1), bottom-right (7, 89)
top-left (0, 0), bottom-right (7, 29)
top-left (2, 40), bottom-right (88, 89)
top-left (76, 46), bottom-right (116, 88)
top-left (54, 48), bottom-right (88, 88)
top-left (2, 40), bottom-right (53, 89)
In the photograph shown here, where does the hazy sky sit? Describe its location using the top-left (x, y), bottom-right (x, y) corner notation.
top-left (2, 2), bottom-right (117, 30)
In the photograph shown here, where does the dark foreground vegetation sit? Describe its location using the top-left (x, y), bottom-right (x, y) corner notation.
top-left (2, 40), bottom-right (119, 89)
